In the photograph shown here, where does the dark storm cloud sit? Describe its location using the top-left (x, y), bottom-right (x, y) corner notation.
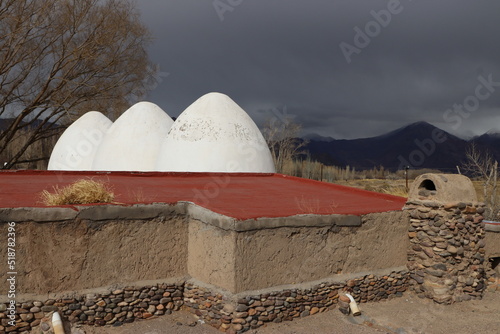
top-left (136, 0), bottom-right (500, 139)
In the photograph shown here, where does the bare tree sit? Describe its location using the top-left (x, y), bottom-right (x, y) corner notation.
top-left (462, 143), bottom-right (499, 219)
top-left (0, 0), bottom-right (154, 168)
top-left (263, 116), bottom-right (307, 173)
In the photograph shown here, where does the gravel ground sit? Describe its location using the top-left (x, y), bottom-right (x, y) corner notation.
top-left (67, 291), bottom-right (500, 334)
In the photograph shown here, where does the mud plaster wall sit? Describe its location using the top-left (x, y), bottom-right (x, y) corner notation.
top-left (486, 231), bottom-right (500, 258)
top-left (0, 207), bottom-right (409, 298)
top-left (234, 211), bottom-right (410, 292)
top-left (187, 219), bottom-right (237, 292)
top-left (0, 216), bottom-right (187, 295)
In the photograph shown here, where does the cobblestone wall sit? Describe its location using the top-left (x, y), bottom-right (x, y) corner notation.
top-left (0, 270), bottom-right (409, 334)
top-left (184, 271), bottom-right (409, 333)
top-left (0, 283), bottom-right (184, 334)
top-left (405, 200), bottom-right (487, 304)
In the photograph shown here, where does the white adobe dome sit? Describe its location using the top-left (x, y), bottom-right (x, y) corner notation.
top-left (92, 102), bottom-right (174, 171)
top-left (156, 92), bottom-right (276, 173)
top-left (48, 111), bottom-right (112, 170)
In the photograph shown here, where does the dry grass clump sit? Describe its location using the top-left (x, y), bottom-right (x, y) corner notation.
top-left (40, 179), bottom-right (114, 205)
top-left (334, 179), bottom-right (409, 197)
top-left (295, 195), bottom-right (339, 214)
top-left (381, 185), bottom-right (409, 198)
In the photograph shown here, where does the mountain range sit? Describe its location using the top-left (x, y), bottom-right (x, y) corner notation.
top-left (303, 122), bottom-right (500, 172)
top-left (2, 117), bottom-right (499, 172)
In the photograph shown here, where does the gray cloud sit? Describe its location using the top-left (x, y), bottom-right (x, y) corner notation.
top-left (136, 0), bottom-right (500, 139)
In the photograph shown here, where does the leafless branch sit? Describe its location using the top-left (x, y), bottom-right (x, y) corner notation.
top-left (462, 143), bottom-right (499, 219)
top-left (0, 0), bottom-right (153, 168)
top-left (262, 116), bottom-right (307, 173)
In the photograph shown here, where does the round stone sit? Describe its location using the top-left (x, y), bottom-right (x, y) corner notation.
top-left (40, 322), bottom-right (51, 331)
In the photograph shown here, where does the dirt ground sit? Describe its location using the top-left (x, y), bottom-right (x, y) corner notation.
top-left (68, 291), bottom-right (500, 334)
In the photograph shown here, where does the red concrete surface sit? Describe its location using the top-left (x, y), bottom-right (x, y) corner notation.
top-left (0, 170), bottom-right (406, 220)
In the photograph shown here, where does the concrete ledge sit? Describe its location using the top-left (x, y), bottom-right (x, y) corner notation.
top-left (405, 199), bottom-right (485, 209)
top-left (75, 203), bottom-right (186, 221)
top-left (186, 203), bottom-right (362, 231)
top-left (186, 203), bottom-right (237, 230)
top-left (234, 214), bottom-right (361, 232)
top-left (0, 204), bottom-right (187, 223)
top-left (0, 207), bottom-right (78, 222)
top-left (1, 203), bottom-right (363, 231)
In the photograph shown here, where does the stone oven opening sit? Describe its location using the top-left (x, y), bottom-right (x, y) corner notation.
top-left (419, 179), bottom-right (436, 191)
top-left (490, 257), bottom-right (500, 275)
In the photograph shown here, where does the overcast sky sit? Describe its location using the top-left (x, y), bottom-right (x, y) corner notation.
top-left (135, 0), bottom-right (500, 139)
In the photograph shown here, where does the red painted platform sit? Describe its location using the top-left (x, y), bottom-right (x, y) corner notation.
top-left (0, 171), bottom-right (406, 220)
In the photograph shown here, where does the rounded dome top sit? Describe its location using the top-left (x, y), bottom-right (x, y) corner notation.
top-left (156, 92), bottom-right (275, 173)
top-left (92, 101), bottom-right (174, 171)
top-left (48, 111), bottom-right (112, 171)
top-left (408, 173), bottom-right (478, 203)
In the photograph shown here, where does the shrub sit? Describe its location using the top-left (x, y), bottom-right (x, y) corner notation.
top-left (40, 179), bottom-right (114, 205)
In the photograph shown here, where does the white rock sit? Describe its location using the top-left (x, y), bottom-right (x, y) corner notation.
top-left (156, 92), bottom-right (275, 173)
top-left (92, 102), bottom-right (174, 171)
top-left (48, 111), bottom-right (112, 170)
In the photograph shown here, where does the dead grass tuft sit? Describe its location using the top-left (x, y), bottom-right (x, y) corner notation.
top-left (295, 195), bottom-right (339, 214)
top-left (295, 196), bottom-right (321, 214)
top-left (40, 179), bottom-right (114, 205)
top-left (128, 187), bottom-right (155, 203)
top-left (381, 185), bottom-right (409, 198)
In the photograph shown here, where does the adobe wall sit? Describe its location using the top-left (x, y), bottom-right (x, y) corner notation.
top-left (0, 204), bottom-right (410, 298)
top-left (485, 230), bottom-right (500, 259)
top-left (187, 219), bottom-right (237, 292)
top-left (0, 203), bottom-right (410, 333)
top-left (233, 211), bottom-right (410, 292)
top-left (0, 205), bottom-right (189, 297)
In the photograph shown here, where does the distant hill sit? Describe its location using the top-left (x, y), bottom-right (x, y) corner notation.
top-left (304, 122), bottom-right (500, 171)
top-left (303, 133), bottom-right (336, 142)
top-left (470, 132), bottom-right (500, 162)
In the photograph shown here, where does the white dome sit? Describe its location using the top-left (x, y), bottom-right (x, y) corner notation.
top-left (48, 111), bottom-right (112, 170)
top-left (92, 102), bottom-right (174, 171)
top-left (156, 92), bottom-right (275, 173)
